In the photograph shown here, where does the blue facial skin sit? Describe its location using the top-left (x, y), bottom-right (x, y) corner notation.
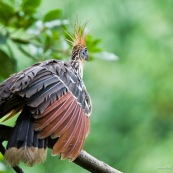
top-left (81, 47), bottom-right (89, 60)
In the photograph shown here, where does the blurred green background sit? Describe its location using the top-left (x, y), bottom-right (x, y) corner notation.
top-left (0, 0), bottom-right (173, 173)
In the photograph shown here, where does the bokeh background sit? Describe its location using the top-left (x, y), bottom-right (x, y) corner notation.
top-left (0, 0), bottom-right (173, 173)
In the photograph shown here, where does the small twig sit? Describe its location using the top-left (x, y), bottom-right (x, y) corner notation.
top-left (17, 45), bottom-right (38, 61)
top-left (0, 140), bottom-right (5, 154)
top-left (10, 37), bottom-right (71, 56)
top-left (0, 125), bottom-right (122, 173)
top-left (13, 166), bottom-right (24, 173)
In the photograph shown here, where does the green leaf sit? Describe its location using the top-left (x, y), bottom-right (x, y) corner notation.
top-left (0, 49), bottom-right (16, 78)
top-left (22, 0), bottom-right (41, 15)
top-left (94, 51), bottom-right (119, 61)
top-left (0, 1), bottom-right (15, 26)
top-left (86, 35), bottom-right (102, 53)
top-left (43, 9), bottom-right (62, 22)
top-left (93, 39), bottom-right (102, 46)
top-left (12, 15), bottom-right (36, 29)
top-left (22, 0), bottom-right (41, 7)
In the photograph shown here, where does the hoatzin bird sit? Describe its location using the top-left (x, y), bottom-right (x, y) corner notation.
top-left (0, 24), bottom-right (92, 166)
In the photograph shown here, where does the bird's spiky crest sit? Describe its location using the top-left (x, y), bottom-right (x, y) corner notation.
top-left (65, 20), bottom-right (87, 46)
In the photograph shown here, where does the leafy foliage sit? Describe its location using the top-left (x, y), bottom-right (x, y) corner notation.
top-left (0, 0), bottom-right (105, 80)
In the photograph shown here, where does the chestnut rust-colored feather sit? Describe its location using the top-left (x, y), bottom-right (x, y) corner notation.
top-left (52, 105), bottom-right (83, 159)
top-left (34, 91), bottom-right (90, 160)
top-left (51, 104), bottom-right (79, 139)
top-left (38, 100), bottom-right (76, 138)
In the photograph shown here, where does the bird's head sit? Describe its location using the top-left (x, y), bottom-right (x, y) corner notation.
top-left (71, 45), bottom-right (89, 61)
top-left (66, 21), bottom-right (89, 62)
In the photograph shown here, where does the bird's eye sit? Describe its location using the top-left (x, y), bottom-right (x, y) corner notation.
top-left (81, 47), bottom-right (88, 59)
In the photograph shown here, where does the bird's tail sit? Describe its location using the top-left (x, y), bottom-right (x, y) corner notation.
top-left (4, 106), bottom-right (48, 167)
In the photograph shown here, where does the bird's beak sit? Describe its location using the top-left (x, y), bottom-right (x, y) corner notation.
top-left (85, 54), bottom-right (89, 61)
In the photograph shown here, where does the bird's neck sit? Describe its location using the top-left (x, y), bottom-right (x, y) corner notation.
top-left (70, 60), bottom-right (84, 78)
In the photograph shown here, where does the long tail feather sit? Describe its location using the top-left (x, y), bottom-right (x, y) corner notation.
top-left (4, 106), bottom-right (48, 167)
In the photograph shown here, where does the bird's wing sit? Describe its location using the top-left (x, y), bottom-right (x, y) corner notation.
top-left (0, 62), bottom-right (43, 118)
top-left (3, 59), bottom-right (91, 160)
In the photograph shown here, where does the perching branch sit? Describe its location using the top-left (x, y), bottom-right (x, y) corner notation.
top-left (73, 150), bottom-right (122, 173)
top-left (0, 125), bottom-right (122, 173)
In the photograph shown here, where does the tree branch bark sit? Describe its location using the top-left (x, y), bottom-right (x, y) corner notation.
top-left (0, 125), bottom-right (122, 173)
